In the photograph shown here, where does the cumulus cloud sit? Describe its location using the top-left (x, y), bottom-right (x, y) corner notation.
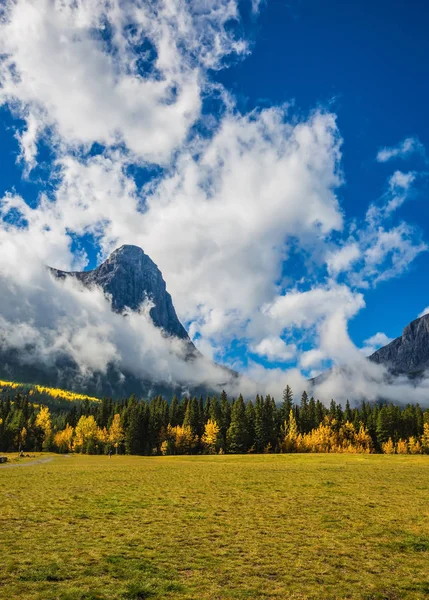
top-left (250, 337), bottom-right (296, 362)
top-left (360, 332), bottom-right (393, 357)
top-left (0, 0), bottom-right (246, 167)
top-left (326, 243), bottom-right (360, 276)
top-left (376, 136), bottom-right (426, 163)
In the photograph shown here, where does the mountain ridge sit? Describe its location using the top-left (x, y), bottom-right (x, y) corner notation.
top-left (369, 312), bottom-right (429, 376)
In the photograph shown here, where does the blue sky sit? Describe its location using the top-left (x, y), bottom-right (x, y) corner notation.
top-left (220, 0), bottom-right (429, 345)
top-left (0, 0), bottom-right (428, 397)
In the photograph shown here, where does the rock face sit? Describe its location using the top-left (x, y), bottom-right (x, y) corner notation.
top-left (369, 314), bottom-right (429, 376)
top-left (51, 245), bottom-right (190, 341)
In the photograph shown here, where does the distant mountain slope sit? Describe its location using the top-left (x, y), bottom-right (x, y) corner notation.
top-left (0, 379), bottom-right (100, 410)
top-left (369, 313), bottom-right (429, 376)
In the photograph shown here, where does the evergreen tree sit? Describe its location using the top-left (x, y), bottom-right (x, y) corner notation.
top-left (219, 391), bottom-right (231, 450)
top-left (281, 385), bottom-right (293, 424)
top-left (226, 395), bottom-right (248, 453)
top-left (300, 391), bottom-right (310, 434)
top-left (245, 400), bottom-right (255, 451)
top-left (169, 395), bottom-right (179, 427)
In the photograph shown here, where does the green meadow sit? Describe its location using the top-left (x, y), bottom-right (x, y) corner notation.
top-left (1, 454), bottom-right (429, 600)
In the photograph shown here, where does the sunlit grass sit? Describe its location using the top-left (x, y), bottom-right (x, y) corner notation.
top-left (1, 454), bottom-right (429, 599)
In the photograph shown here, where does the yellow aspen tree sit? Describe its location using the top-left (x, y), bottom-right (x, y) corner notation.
top-left (421, 423), bottom-right (429, 454)
top-left (20, 427), bottom-right (27, 451)
top-left (382, 438), bottom-right (395, 454)
top-left (53, 424), bottom-right (74, 453)
top-left (74, 415), bottom-right (99, 453)
top-left (408, 436), bottom-right (422, 454)
top-left (109, 414), bottom-right (124, 453)
top-left (35, 405), bottom-right (52, 449)
top-left (282, 409), bottom-right (299, 452)
top-left (170, 425), bottom-right (197, 454)
top-left (202, 419), bottom-right (220, 453)
top-left (35, 405), bottom-right (52, 438)
top-left (396, 439), bottom-right (408, 454)
top-left (354, 424), bottom-right (373, 453)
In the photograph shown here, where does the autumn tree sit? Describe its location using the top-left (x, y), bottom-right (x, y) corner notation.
top-left (35, 405), bottom-right (52, 450)
top-left (54, 424), bottom-right (74, 453)
top-left (202, 420), bottom-right (220, 454)
top-left (74, 415), bottom-right (101, 454)
top-left (109, 413), bottom-right (124, 454)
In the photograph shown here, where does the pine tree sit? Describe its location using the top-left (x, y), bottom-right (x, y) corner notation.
top-left (263, 395), bottom-right (276, 451)
top-left (254, 394), bottom-right (265, 452)
top-left (344, 400), bottom-right (352, 423)
top-left (227, 395), bottom-right (248, 453)
top-left (183, 397), bottom-right (200, 438)
top-left (300, 391), bottom-right (310, 434)
top-left (125, 400), bottom-right (147, 455)
top-left (281, 385), bottom-right (293, 424)
top-left (169, 395), bottom-right (179, 427)
top-left (376, 406), bottom-right (394, 446)
top-left (308, 396), bottom-right (317, 431)
top-left (245, 400), bottom-right (255, 451)
top-left (219, 391), bottom-right (231, 450)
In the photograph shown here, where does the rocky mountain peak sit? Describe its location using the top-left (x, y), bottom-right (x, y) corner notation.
top-left (369, 313), bottom-right (429, 376)
top-left (50, 245), bottom-right (190, 341)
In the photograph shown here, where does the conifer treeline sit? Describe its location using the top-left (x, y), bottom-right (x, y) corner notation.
top-left (1, 386), bottom-right (429, 455)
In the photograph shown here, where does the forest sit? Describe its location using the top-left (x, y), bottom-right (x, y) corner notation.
top-left (1, 385), bottom-right (429, 455)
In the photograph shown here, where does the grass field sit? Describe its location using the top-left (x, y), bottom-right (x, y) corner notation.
top-left (1, 454), bottom-right (429, 600)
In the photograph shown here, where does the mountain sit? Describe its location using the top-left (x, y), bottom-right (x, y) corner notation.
top-left (369, 313), bottom-right (429, 377)
top-left (51, 245), bottom-right (191, 341)
top-left (0, 245), bottom-right (233, 399)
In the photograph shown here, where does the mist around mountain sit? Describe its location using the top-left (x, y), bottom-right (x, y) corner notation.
top-left (1, 242), bottom-right (429, 405)
top-left (310, 312), bottom-right (429, 405)
top-left (0, 246), bottom-right (239, 400)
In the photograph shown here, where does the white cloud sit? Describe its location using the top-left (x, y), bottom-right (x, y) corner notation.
top-left (418, 306), bottom-right (429, 318)
top-left (0, 0), bottom-right (247, 167)
top-left (364, 332), bottom-right (393, 347)
top-left (360, 331), bottom-right (393, 357)
top-left (300, 349), bottom-right (326, 369)
top-left (326, 243), bottom-right (360, 276)
top-left (251, 337), bottom-right (296, 362)
top-left (376, 137), bottom-right (426, 163)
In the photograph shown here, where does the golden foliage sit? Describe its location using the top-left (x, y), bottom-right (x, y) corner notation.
top-left (164, 424), bottom-right (197, 454)
top-left (202, 420), bottom-right (220, 452)
top-left (408, 436), bottom-right (422, 454)
top-left (108, 414), bottom-right (124, 448)
top-left (421, 423), bottom-right (429, 454)
top-left (396, 439), bottom-right (408, 454)
top-left (54, 424), bottom-right (74, 453)
top-left (73, 415), bottom-right (103, 452)
top-left (0, 379), bottom-right (100, 403)
top-left (382, 438), bottom-right (395, 454)
top-left (282, 416), bottom-right (373, 454)
top-left (35, 405), bottom-right (52, 438)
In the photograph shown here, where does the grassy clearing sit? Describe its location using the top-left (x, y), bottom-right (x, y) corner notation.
top-left (1, 454), bottom-right (429, 599)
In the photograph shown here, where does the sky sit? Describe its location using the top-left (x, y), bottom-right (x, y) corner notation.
top-left (0, 0), bottom-right (428, 402)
